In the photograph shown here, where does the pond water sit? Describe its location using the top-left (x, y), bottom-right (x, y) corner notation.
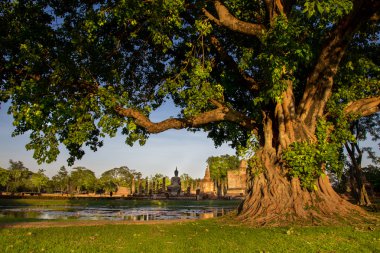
top-left (0, 206), bottom-right (235, 221)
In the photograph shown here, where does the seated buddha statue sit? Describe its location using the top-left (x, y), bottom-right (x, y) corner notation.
top-left (167, 168), bottom-right (181, 195)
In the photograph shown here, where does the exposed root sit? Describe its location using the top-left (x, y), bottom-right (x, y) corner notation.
top-left (237, 153), bottom-right (376, 227)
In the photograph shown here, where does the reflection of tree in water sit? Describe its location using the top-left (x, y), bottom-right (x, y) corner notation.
top-left (0, 206), bottom-right (234, 221)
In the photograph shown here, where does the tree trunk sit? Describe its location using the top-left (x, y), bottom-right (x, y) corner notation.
top-left (237, 96), bottom-right (367, 225)
top-left (345, 142), bottom-right (372, 206)
top-left (351, 165), bottom-right (372, 206)
top-left (238, 148), bottom-right (365, 225)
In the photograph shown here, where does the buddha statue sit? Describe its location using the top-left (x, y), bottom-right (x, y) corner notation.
top-left (167, 168), bottom-right (181, 195)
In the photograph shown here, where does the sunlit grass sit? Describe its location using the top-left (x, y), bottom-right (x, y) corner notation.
top-left (0, 219), bottom-right (379, 253)
top-left (1, 198), bottom-right (379, 252)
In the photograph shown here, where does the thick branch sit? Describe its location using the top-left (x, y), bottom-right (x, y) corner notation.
top-left (264, 0), bottom-right (285, 23)
top-left (353, 142), bottom-right (363, 159)
top-left (297, 0), bottom-right (379, 130)
top-left (210, 35), bottom-right (260, 91)
top-left (344, 96), bottom-right (380, 117)
top-left (114, 101), bottom-right (258, 134)
top-left (345, 142), bottom-right (359, 168)
top-left (202, 1), bottom-right (266, 37)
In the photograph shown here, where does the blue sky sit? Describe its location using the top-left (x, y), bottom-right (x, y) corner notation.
top-left (0, 101), bottom-right (235, 179)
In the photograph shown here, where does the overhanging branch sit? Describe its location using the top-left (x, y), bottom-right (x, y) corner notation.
top-left (344, 96), bottom-right (380, 117)
top-left (202, 1), bottom-right (266, 38)
top-left (115, 100), bottom-right (258, 134)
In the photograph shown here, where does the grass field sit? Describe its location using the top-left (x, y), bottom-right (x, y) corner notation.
top-left (0, 198), bottom-right (379, 252)
top-left (0, 219), bottom-right (379, 253)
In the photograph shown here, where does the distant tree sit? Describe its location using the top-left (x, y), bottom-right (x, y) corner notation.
top-left (7, 160), bottom-right (31, 193)
top-left (100, 167), bottom-right (125, 192)
top-left (180, 173), bottom-right (194, 192)
top-left (51, 166), bottom-right (70, 194)
top-left (30, 169), bottom-right (49, 193)
top-left (342, 114), bottom-right (379, 206)
top-left (207, 155), bottom-right (239, 197)
top-left (70, 167), bottom-right (96, 193)
top-left (97, 177), bottom-right (117, 194)
top-left (0, 167), bottom-right (9, 192)
top-left (364, 164), bottom-right (380, 193)
top-left (150, 173), bottom-right (164, 193)
top-left (101, 166), bottom-right (134, 186)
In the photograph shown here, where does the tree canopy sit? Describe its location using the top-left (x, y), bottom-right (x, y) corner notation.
top-left (30, 169), bottom-right (49, 193)
top-left (70, 166), bottom-right (96, 193)
top-left (1, 0), bottom-right (379, 224)
top-left (1, 1), bottom-right (378, 162)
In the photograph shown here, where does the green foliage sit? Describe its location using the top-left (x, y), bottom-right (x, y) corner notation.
top-left (6, 160), bottom-right (32, 193)
top-left (207, 155), bottom-right (240, 182)
top-left (51, 166), bottom-right (69, 193)
top-left (364, 165), bottom-right (380, 192)
top-left (70, 167), bottom-right (96, 193)
top-left (283, 120), bottom-right (347, 190)
top-left (236, 132), bottom-right (258, 158)
top-left (30, 169), bottom-right (49, 193)
top-left (99, 166), bottom-right (137, 192)
top-left (180, 173), bottom-right (194, 190)
top-left (0, 167), bottom-right (10, 189)
top-left (303, 0), bottom-right (353, 19)
top-left (254, 16), bottom-right (314, 104)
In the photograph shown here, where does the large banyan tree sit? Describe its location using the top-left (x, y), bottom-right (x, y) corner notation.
top-left (1, 0), bottom-right (379, 224)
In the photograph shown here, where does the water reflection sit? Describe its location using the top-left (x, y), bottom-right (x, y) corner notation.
top-left (0, 206), bottom-right (234, 221)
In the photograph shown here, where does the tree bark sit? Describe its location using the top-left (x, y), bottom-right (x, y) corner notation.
top-left (237, 92), bottom-right (367, 225)
top-left (238, 146), bottom-right (365, 226)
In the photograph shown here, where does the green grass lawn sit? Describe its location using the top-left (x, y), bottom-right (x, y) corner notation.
top-left (0, 219), bottom-right (379, 253)
top-left (1, 198), bottom-right (379, 252)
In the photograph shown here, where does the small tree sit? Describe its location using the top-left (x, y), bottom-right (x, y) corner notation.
top-left (364, 164), bottom-right (380, 194)
top-left (100, 166), bottom-right (135, 190)
top-left (330, 114), bottom-right (380, 206)
top-left (97, 177), bottom-right (117, 194)
top-left (30, 169), bottom-right (49, 193)
top-left (7, 160), bottom-right (31, 193)
top-left (150, 173), bottom-right (164, 193)
top-left (207, 155), bottom-right (240, 197)
top-left (180, 173), bottom-right (194, 192)
top-left (0, 167), bottom-right (9, 192)
top-left (70, 167), bottom-right (96, 194)
top-left (51, 166), bottom-right (70, 194)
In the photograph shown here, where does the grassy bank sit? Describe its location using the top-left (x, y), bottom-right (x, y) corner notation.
top-left (0, 219), bottom-right (379, 253)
